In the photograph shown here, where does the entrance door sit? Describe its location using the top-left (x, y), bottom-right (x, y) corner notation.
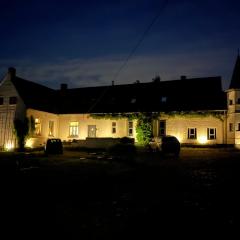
top-left (88, 125), bottom-right (96, 138)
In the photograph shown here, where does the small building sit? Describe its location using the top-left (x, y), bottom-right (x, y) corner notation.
top-left (0, 56), bottom-right (240, 150)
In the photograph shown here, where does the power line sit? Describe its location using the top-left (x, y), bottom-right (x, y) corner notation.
top-left (87, 0), bottom-right (168, 113)
top-left (112, 0), bottom-right (169, 83)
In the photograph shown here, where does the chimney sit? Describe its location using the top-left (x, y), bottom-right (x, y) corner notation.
top-left (8, 67), bottom-right (16, 78)
top-left (60, 83), bottom-right (68, 91)
top-left (180, 75), bottom-right (186, 80)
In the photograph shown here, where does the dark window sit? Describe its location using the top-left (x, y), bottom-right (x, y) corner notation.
top-left (188, 128), bottom-right (197, 139)
top-left (9, 96), bottom-right (17, 104)
top-left (207, 128), bottom-right (216, 140)
top-left (0, 97), bottom-right (3, 105)
top-left (229, 123), bottom-right (233, 132)
top-left (237, 123), bottom-right (240, 131)
top-left (229, 99), bottom-right (233, 105)
top-left (159, 120), bottom-right (166, 136)
top-left (238, 98), bottom-right (240, 104)
top-left (128, 121), bottom-right (133, 136)
top-left (112, 122), bottom-right (116, 134)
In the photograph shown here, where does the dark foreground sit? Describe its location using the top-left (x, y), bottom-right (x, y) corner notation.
top-left (0, 148), bottom-right (240, 239)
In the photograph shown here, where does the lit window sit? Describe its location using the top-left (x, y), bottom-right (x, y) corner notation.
top-left (128, 121), bottom-right (133, 136)
top-left (159, 120), bottom-right (166, 136)
top-left (112, 122), bottom-right (116, 134)
top-left (0, 97), bottom-right (3, 105)
top-left (188, 128), bottom-right (197, 139)
top-left (35, 118), bottom-right (41, 135)
top-left (229, 123), bottom-right (233, 132)
top-left (69, 121), bottom-right (79, 137)
top-left (207, 128), bottom-right (216, 140)
top-left (9, 96), bottom-right (17, 105)
top-left (49, 121), bottom-right (54, 136)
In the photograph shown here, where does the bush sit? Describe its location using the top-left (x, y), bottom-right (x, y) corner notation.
top-left (108, 143), bottom-right (136, 165)
top-left (119, 137), bottom-right (134, 144)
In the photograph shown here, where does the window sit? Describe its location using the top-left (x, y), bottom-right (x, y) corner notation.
top-left (9, 96), bottom-right (17, 105)
top-left (69, 121), bottom-right (79, 137)
top-left (237, 123), bottom-right (240, 131)
top-left (131, 98), bottom-right (136, 104)
top-left (0, 97), bottom-right (3, 105)
top-left (35, 118), bottom-right (41, 135)
top-left (48, 121), bottom-right (54, 136)
top-left (159, 120), bottom-right (166, 136)
top-left (229, 123), bottom-right (233, 132)
top-left (188, 128), bottom-right (197, 139)
top-left (207, 128), bottom-right (216, 140)
top-left (112, 122), bottom-right (116, 134)
top-left (128, 121), bottom-right (133, 136)
top-left (161, 96), bottom-right (167, 103)
top-left (238, 98), bottom-right (240, 104)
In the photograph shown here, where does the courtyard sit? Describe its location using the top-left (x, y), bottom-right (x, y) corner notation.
top-left (0, 147), bottom-right (240, 239)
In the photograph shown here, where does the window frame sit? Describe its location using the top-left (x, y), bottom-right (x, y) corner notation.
top-left (128, 121), bottom-right (133, 137)
top-left (9, 96), bottom-right (17, 105)
top-left (207, 128), bottom-right (216, 140)
top-left (0, 97), bottom-right (4, 105)
top-left (112, 122), bottom-right (116, 134)
top-left (188, 128), bottom-right (197, 139)
top-left (158, 120), bottom-right (166, 136)
top-left (48, 121), bottom-right (54, 136)
top-left (35, 118), bottom-right (41, 136)
top-left (236, 123), bottom-right (240, 131)
top-left (69, 121), bottom-right (79, 137)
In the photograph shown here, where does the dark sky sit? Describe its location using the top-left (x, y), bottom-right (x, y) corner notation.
top-left (0, 0), bottom-right (240, 90)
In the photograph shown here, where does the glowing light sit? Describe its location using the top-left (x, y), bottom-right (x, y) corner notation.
top-left (4, 141), bottom-right (14, 151)
top-left (175, 135), bottom-right (182, 143)
top-left (198, 136), bottom-right (207, 144)
top-left (25, 138), bottom-right (33, 148)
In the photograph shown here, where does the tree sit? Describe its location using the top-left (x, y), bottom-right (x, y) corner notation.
top-left (136, 113), bottom-right (153, 146)
top-left (13, 116), bottom-right (34, 151)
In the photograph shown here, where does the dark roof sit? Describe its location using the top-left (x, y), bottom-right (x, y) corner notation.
top-left (229, 55), bottom-right (240, 89)
top-left (11, 77), bottom-right (57, 112)
top-left (11, 75), bottom-right (227, 114)
top-left (57, 77), bottom-right (227, 114)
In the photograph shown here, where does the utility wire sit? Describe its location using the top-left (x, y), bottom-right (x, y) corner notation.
top-left (87, 0), bottom-right (168, 113)
top-left (112, 0), bottom-right (169, 83)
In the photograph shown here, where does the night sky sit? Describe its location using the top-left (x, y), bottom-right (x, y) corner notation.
top-left (0, 0), bottom-right (240, 90)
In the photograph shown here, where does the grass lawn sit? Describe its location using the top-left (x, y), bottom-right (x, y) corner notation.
top-left (0, 147), bottom-right (240, 239)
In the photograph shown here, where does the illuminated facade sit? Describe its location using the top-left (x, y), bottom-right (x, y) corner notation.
top-left (0, 55), bottom-right (240, 149)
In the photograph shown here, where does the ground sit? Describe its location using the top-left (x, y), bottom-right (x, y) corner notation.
top-left (0, 147), bottom-right (240, 239)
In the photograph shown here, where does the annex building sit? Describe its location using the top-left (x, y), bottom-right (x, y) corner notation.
top-left (0, 56), bottom-right (240, 150)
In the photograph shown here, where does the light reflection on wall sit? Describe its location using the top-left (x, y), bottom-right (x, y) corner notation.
top-left (4, 141), bottom-right (14, 151)
top-left (25, 138), bottom-right (33, 148)
top-left (198, 135), bottom-right (208, 144)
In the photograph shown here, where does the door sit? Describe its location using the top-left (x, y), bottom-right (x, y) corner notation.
top-left (88, 125), bottom-right (96, 138)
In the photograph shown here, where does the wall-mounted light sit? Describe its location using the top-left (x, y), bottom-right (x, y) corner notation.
top-left (198, 136), bottom-right (207, 144)
top-left (4, 141), bottom-right (14, 151)
top-left (25, 138), bottom-right (33, 148)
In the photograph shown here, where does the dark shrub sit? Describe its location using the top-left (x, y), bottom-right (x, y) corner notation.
top-left (119, 137), bottom-right (134, 144)
top-left (44, 138), bottom-right (63, 154)
top-left (108, 143), bottom-right (136, 165)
